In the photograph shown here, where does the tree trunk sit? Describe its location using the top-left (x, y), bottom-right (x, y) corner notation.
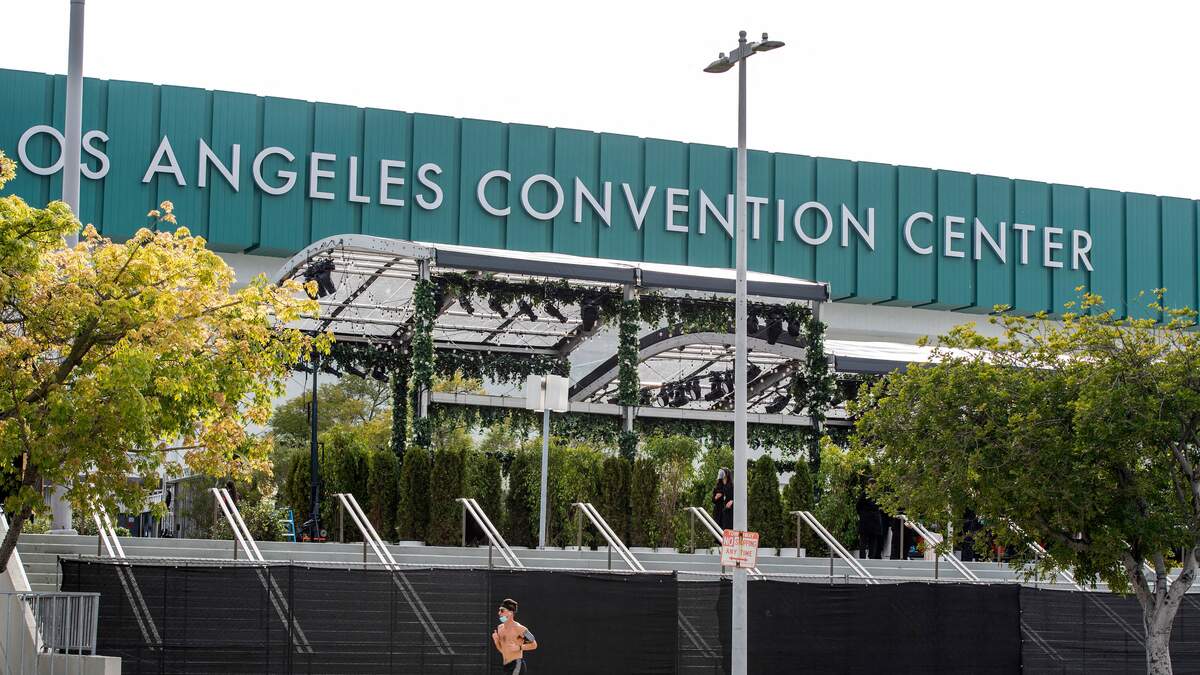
top-left (1146, 625), bottom-right (1174, 675)
top-left (0, 505), bottom-right (33, 573)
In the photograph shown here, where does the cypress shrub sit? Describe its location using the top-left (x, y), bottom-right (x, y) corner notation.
top-left (629, 457), bottom-right (659, 547)
top-left (320, 427), bottom-right (371, 541)
top-left (748, 455), bottom-right (786, 548)
top-left (548, 444), bottom-right (603, 548)
top-left (504, 449), bottom-right (538, 547)
top-left (782, 460), bottom-right (817, 553)
top-left (598, 456), bottom-right (632, 544)
top-left (396, 448), bottom-right (431, 541)
top-left (427, 448), bottom-right (467, 545)
top-left (367, 449), bottom-right (400, 541)
top-left (467, 451), bottom-right (504, 528)
top-left (281, 448), bottom-right (311, 525)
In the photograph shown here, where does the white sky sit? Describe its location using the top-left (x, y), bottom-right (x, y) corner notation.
top-left (6, 0), bottom-right (1200, 200)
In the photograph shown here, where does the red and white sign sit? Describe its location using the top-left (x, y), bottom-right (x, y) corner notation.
top-left (719, 529), bottom-right (760, 569)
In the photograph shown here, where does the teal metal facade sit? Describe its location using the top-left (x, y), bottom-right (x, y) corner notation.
top-left (1, 67), bottom-right (1196, 318)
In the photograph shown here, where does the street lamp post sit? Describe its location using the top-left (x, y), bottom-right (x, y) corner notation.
top-left (702, 30), bottom-right (784, 675)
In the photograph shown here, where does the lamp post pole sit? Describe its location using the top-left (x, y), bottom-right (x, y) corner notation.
top-left (62, 0), bottom-right (86, 242)
top-left (703, 30), bottom-right (785, 675)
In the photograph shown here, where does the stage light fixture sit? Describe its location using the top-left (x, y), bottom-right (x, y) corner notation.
top-left (658, 385), bottom-right (671, 407)
top-left (766, 309), bottom-right (784, 345)
top-left (580, 295), bottom-right (601, 332)
top-left (459, 294), bottom-right (475, 315)
top-left (705, 373), bottom-right (727, 401)
top-left (639, 388), bottom-right (653, 406)
top-left (786, 315), bottom-right (801, 339)
top-left (302, 258), bottom-right (337, 298)
top-left (747, 311), bottom-right (761, 334)
top-left (671, 384), bottom-right (690, 407)
top-left (544, 302), bottom-right (568, 323)
top-left (689, 378), bottom-right (703, 400)
top-left (764, 393), bottom-right (791, 414)
top-left (747, 363), bottom-right (762, 382)
top-left (517, 299), bottom-right (538, 322)
top-left (487, 296), bottom-right (509, 318)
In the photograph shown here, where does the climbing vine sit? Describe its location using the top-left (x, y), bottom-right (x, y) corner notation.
top-left (411, 278), bottom-right (437, 448)
top-left (433, 350), bottom-right (568, 385)
top-left (617, 297), bottom-right (641, 459)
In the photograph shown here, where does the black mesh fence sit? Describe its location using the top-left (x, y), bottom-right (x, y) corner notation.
top-left (677, 579), bottom-right (1020, 674)
top-left (1019, 586), bottom-right (1200, 674)
top-left (64, 558), bottom-right (1200, 674)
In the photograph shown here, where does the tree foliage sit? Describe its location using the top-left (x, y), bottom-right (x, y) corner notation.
top-left (427, 448), bottom-right (467, 546)
top-left (396, 448), bottom-right (431, 541)
top-left (269, 375), bottom-right (391, 449)
top-left (0, 173), bottom-right (321, 569)
top-left (748, 455), bottom-right (786, 549)
top-left (630, 457), bottom-right (660, 547)
top-left (853, 293), bottom-right (1200, 674)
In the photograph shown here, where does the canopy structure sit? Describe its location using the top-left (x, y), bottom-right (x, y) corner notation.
top-left (272, 235), bottom-right (939, 435)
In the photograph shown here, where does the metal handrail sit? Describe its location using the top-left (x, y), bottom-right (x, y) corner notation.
top-left (333, 493), bottom-right (456, 656)
top-left (209, 489), bottom-right (314, 654)
top-left (211, 488), bottom-right (262, 561)
top-left (684, 506), bottom-right (763, 576)
top-left (684, 506), bottom-right (724, 542)
top-left (457, 498), bottom-right (523, 568)
top-left (900, 516), bottom-right (980, 582)
top-left (573, 502), bottom-right (645, 572)
top-left (793, 510), bottom-right (878, 584)
top-left (91, 507), bottom-right (162, 648)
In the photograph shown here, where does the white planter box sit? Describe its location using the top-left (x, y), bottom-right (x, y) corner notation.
top-left (779, 547), bottom-right (798, 557)
top-left (629, 546), bottom-right (656, 554)
top-left (396, 540), bottom-right (424, 547)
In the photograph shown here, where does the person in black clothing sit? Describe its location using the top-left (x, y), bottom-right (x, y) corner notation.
top-left (856, 477), bottom-right (884, 559)
top-left (712, 468), bottom-right (734, 531)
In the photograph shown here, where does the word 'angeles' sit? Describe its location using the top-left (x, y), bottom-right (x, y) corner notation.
top-left (16, 127), bottom-right (1093, 271)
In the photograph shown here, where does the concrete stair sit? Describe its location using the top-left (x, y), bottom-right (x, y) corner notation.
top-left (15, 533), bottom-right (1088, 594)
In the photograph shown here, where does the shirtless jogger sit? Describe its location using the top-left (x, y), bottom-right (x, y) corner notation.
top-left (492, 598), bottom-right (538, 673)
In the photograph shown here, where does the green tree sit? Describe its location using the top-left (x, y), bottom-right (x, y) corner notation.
top-left (466, 451), bottom-right (503, 529)
top-left (812, 437), bottom-right (863, 552)
top-left (0, 161), bottom-right (320, 569)
top-left (396, 448), bottom-right (431, 541)
top-left (748, 455), bottom-right (786, 549)
top-left (269, 375), bottom-right (391, 450)
top-left (853, 292), bottom-right (1200, 674)
top-left (427, 448), bottom-right (467, 545)
top-left (504, 449), bottom-right (538, 547)
top-left (643, 435), bottom-right (699, 551)
top-left (367, 448), bottom-right (400, 540)
top-left (598, 456), bottom-right (632, 543)
top-left (321, 427), bottom-right (371, 538)
top-left (782, 460), bottom-right (817, 553)
top-left (630, 457), bottom-right (660, 547)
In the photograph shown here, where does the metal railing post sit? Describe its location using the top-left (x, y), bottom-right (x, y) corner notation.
top-left (339, 500), bottom-right (345, 543)
top-left (461, 504), bottom-right (467, 548)
top-left (689, 510), bottom-right (696, 553)
top-left (575, 508), bottom-right (583, 550)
